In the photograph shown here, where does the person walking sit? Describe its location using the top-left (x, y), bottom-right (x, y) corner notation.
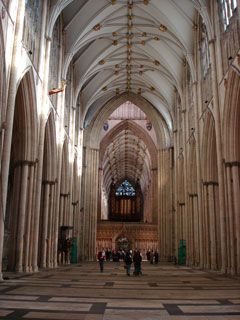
top-left (124, 251), bottom-right (132, 276)
top-left (97, 248), bottom-right (105, 272)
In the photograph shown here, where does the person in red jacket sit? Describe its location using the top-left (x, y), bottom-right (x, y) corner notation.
top-left (97, 249), bottom-right (105, 272)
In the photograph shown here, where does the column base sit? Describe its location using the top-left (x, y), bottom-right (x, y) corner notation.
top-left (33, 265), bottom-right (39, 272)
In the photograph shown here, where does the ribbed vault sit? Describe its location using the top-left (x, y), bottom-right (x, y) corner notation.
top-left (100, 119), bottom-right (157, 196)
top-left (48, 0), bottom-right (211, 133)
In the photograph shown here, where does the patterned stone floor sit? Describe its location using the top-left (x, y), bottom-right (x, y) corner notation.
top-left (1, 262), bottom-right (240, 319)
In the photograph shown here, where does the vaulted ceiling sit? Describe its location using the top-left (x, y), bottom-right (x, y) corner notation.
top-left (49, 0), bottom-right (206, 129)
top-left (48, 0), bottom-right (209, 195)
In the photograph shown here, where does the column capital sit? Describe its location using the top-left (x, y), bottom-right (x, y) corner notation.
top-left (225, 161), bottom-right (240, 167)
top-left (188, 193), bottom-right (198, 197)
top-left (208, 38), bottom-right (216, 45)
top-left (14, 159), bottom-right (38, 167)
top-left (42, 180), bottom-right (56, 185)
top-left (60, 192), bottom-right (70, 197)
top-left (178, 202), bottom-right (185, 206)
top-left (203, 181), bottom-right (218, 186)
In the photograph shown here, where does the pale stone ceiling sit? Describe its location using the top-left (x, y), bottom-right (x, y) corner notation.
top-left (101, 103), bottom-right (154, 194)
top-left (48, 0), bottom-right (206, 194)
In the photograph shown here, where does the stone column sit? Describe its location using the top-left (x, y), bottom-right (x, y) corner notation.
top-left (208, 183), bottom-right (217, 270)
top-left (193, 82), bottom-right (204, 267)
top-left (173, 130), bottom-right (178, 260)
top-left (15, 163), bottom-right (29, 272)
top-left (47, 183), bottom-right (55, 268)
top-left (0, 0), bottom-right (25, 280)
top-left (8, 165), bottom-right (21, 270)
top-left (32, 36), bottom-right (52, 273)
top-left (188, 194), bottom-right (195, 265)
top-left (203, 184), bottom-right (210, 268)
top-left (40, 182), bottom-right (50, 268)
top-left (92, 149), bottom-right (99, 260)
top-left (232, 163), bottom-right (240, 275)
top-left (193, 195), bottom-right (200, 265)
top-left (23, 163), bottom-right (35, 272)
top-left (82, 147), bottom-right (99, 261)
top-left (226, 165), bottom-right (235, 274)
top-left (179, 203), bottom-right (185, 242)
top-left (59, 194), bottom-right (64, 226)
top-left (209, 39), bottom-right (227, 272)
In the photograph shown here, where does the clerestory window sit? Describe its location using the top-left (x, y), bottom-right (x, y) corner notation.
top-left (220, 0), bottom-right (238, 30)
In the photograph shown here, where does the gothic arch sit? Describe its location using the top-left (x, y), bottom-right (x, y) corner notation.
top-left (5, 69), bottom-right (38, 272)
top-left (85, 93), bottom-right (171, 150)
top-left (13, 68), bottom-right (38, 162)
top-left (38, 110), bottom-right (57, 268)
top-left (42, 110), bottom-right (57, 181)
top-left (222, 69), bottom-right (240, 162)
top-left (100, 120), bottom-right (157, 168)
top-left (222, 68), bottom-right (240, 275)
top-left (201, 109), bottom-right (218, 182)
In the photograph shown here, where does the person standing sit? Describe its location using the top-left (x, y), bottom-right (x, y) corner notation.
top-left (97, 248), bottom-right (105, 272)
top-left (133, 250), bottom-right (142, 276)
top-left (154, 251), bottom-right (159, 264)
top-left (150, 249), bottom-right (154, 264)
top-left (124, 251), bottom-right (132, 276)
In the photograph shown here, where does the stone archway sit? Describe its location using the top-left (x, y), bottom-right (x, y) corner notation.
top-left (4, 69), bottom-right (38, 272)
top-left (81, 93), bottom-right (171, 261)
top-left (38, 110), bottom-right (57, 268)
top-left (222, 69), bottom-right (240, 275)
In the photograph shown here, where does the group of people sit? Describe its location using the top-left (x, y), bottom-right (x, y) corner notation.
top-left (97, 248), bottom-right (157, 276)
top-left (101, 249), bottom-right (128, 262)
top-left (146, 249), bottom-right (159, 264)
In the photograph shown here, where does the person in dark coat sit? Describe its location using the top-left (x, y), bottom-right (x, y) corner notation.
top-left (133, 250), bottom-right (142, 276)
top-left (150, 249), bottom-right (154, 264)
top-left (124, 251), bottom-right (132, 276)
top-left (154, 251), bottom-right (159, 264)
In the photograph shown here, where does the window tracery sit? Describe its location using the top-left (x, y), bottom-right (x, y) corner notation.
top-left (220, 0), bottom-right (237, 30)
top-left (200, 23), bottom-right (211, 78)
top-left (115, 180), bottom-right (136, 196)
top-left (23, 0), bottom-right (42, 68)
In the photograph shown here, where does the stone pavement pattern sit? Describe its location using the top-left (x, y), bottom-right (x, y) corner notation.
top-left (0, 262), bottom-right (240, 319)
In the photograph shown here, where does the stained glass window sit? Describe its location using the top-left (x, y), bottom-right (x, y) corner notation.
top-left (201, 23), bottom-right (210, 78)
top-left (115, 180), bottom-right (136, 197)
top-left (220, 0), bottom-right (237, 30)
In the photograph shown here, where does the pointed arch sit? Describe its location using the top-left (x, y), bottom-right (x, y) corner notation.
top-left (12, 68), bottom-right (38, 162)
top-left (42, 110), bottom-right (57, 181)
top-left (85, 92), bottom-right (171, 150)
top-left (201, 109), bottom-right (218, 182)
top-left (222, 69), bottom-right (240, 162)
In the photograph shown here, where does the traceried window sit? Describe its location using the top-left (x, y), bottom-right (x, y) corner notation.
top-left (220, 0), bottom-right (238, 30)
top-left (48, 17), bottom-right (61, 108)
top-left (23, 0), bottom-right (42, 69)
top-left (109, 181), bottom-right (142, 222)
top-left (115, 180), bottom-right (136, 196)
top-left (200, 23), bottom-right (210, 78)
